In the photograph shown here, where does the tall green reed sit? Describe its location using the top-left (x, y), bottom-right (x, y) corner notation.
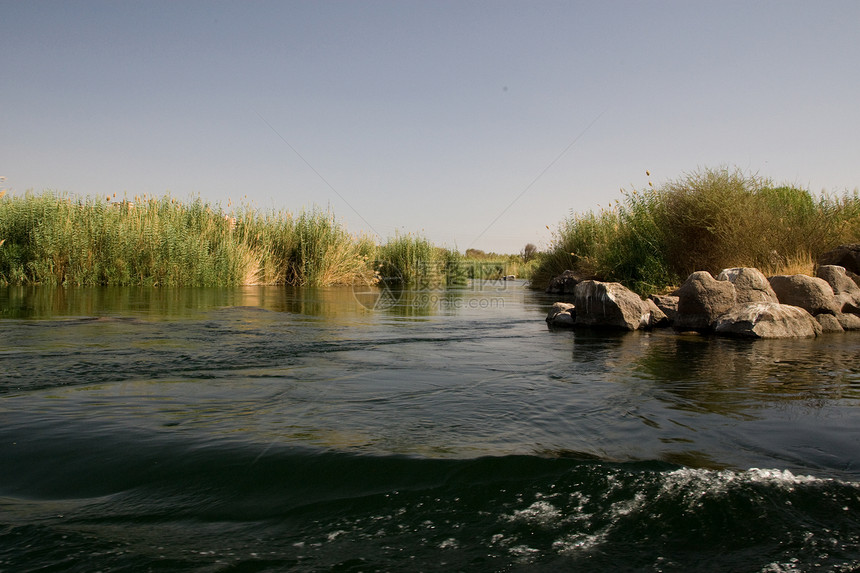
top-left (376, 232), bottom-right (441, 287)
top-left (0, 191), bottom-right (373, 287)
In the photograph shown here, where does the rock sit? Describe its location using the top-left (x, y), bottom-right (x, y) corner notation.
top-left (674, 271), bottom-right (737, 331)
top-left (768, 274), bottom-right (841, 316)
top-left (816, 313), bottom-right (845, 333)
top-left (649, 294), bottom-right (679, 324)
top-left (546, 302), bottom-right (576, 327)
top-left (815, 265), bottom-right (860, 313)
top-left (545, 270), bottom-right (597, 295)
top-left (717, 267), bottom-right (779, 304)
top-left (815, 265), bottom-right (858, 294)
top-left (573, 280), bottom-right (653, 330)
top-left (646, 298), bottom-right (670, 328)
top-left (836, 312), bottom-right (860, 331)
top-left (817, 244), bottom-right (860, 274)
top-left (714, 303), bottom-right (822, 339)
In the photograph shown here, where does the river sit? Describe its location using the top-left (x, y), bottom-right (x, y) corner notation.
top-left (1, 282), bottom-right (858, 571)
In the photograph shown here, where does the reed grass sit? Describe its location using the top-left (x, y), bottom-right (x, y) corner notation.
top-left (0, 191), bottom-right (473, 289)
top-left (375, 232), bottom-right (442, 287)
top-left (533, 166), bottom-right (860, 295)
top-left (0, 191), bottom-right (378, 287)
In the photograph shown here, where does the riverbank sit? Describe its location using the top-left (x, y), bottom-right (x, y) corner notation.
top-left (531, 166), bottom-right (860, 295)
top-left (546, 257), bottom-right (860, 338)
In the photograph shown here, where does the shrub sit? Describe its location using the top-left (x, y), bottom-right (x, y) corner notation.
top-left (533, 166), bottom-right (860, 295)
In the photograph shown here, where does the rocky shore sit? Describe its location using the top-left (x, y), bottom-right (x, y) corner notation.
top-left (546, 244), bottom-right (860, 339)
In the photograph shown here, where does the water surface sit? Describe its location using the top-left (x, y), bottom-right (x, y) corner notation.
top-left (1, 283), bottom-right (858, 571)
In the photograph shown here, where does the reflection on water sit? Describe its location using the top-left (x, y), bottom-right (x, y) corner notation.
top-left (630, 332), bottom-right (859, 414)
top-left (0, 284), bottom-right (370, 319)
top-left (0, 281), bottom-right (514, 320)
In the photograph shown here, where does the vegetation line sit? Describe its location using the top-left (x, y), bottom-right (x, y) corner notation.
top-left (5, 166), bottom-right (854, 293)
top-left (0, 191), bottom-right (536, 288)
top-left (531, 166), bottom-right (860, 295)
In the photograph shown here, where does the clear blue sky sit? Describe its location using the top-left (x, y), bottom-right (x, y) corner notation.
top-left (2, 1), bottom-right (859, 254)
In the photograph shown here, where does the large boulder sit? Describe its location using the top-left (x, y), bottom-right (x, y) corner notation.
top-left (714, 303), bottom-right (822, 339)
top-left (546, 302), bottom-right (576, 328)
top-left (816, 313), bottom-right (845, 333)
top-left (674, 271), bottom-right (737, 331)
top-left (649, 294), bottom-right (679, 324)
top-left (573, 280), bottom-right (653, 330)
top-left (717, 267), bottom-right (779, 304)
top-left (816, 265), bottom-right (860, 313)
top-left (816, 311), bottom-right (860, 332)
top-left (545, 270), bottom-right (598, 295)
top-left (817, 244), bottom-right (860, 275)
top-left (836, 312), bottom-right (860, 331)
top-left (645, 298), bottom-right (670, 328)
top-left (768, 274), bottom-right (841, 315)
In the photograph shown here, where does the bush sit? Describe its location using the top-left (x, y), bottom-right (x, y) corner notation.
top-left (532, 166), bottom-right (860, 295)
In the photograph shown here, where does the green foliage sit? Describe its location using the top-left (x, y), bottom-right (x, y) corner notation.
top-left (291, 209), bottom-right (370, 286)
top-left (0, 192), bottom-right (370, 287)
top-left (438, 247), bottom-right (469, 287)
top-left (533, 166), bottom-right (860, 295)
top-left (458, 247), bottom-right (538, 281)
top-left (376, 232), bottom-right (440, 287)
top-left (0, 191), bottom-right (525, 289)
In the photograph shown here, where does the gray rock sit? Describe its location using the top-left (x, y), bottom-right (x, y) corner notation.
top-left (816, 313), bottom-right (845, 333)
top-left (717, 267), bottom-right (779, 304)
top-left (674, 271), bottom-right (737, 331)
top-left (768, 274), bottom-right (841, 315)
top-left (816, 265), bottom-right (860, 313)
top-left (649, 294), bottom-right (679, 324)
top-left (545, 270), bottom-right (598, 295)
top-left (546, 302), bottom-right (576, 327)
top-left (816, 265), bottom-right (858, 294)
top-left (714, 303), bottom-right (822, 339)
top-left (817, 243), bottom-right (860, 274)
top-left (646, 298), bottom-right (670, 328)
top-left (573, 280), bottom-right (653, 330)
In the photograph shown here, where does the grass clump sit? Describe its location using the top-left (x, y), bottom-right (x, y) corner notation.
top-left (533, 166), bottom-right (860, 295)
top-left (375, 232), bottom-right (443, 288)
top-left (0, 191), bottom-right (376, 287)
top-left (0, 191), bottom-right (465, 289)
top-left (0, 192), bottom-right (251, 286)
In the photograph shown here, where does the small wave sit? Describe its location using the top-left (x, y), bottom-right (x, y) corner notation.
top-left (2, 439), bottom-right (859, 572)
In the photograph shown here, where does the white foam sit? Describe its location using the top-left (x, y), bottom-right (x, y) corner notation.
top-left (506, 500), bottom-right (562, 525)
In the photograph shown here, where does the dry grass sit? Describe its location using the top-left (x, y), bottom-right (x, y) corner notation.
top-left (761, 252), bottom-right (816, 277)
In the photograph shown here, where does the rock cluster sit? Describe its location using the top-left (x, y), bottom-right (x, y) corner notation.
top-left (546, 253), bottom-right (860, 339)
top-left (817, 243), bottom-right (860, 275)
top-left (544, 270), bottom-right (598, 295)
